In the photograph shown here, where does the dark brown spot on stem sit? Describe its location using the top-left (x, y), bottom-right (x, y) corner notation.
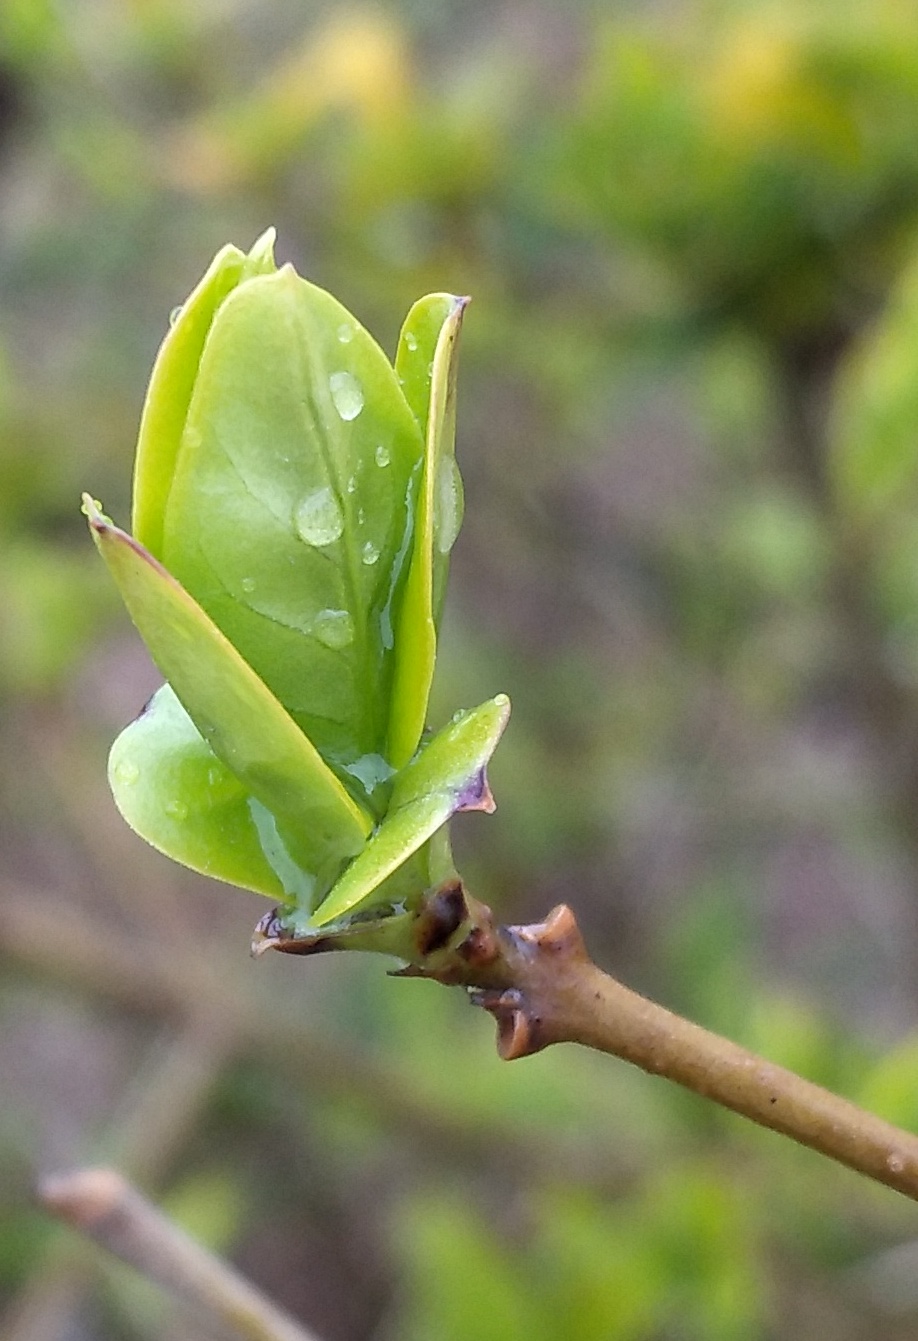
top-left (415, 881), bottom-right (467, 956)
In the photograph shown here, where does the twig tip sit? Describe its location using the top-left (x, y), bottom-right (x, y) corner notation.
top-left (39, 1167), bottom-right (126, 1228)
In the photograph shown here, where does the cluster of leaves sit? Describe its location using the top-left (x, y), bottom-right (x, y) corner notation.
top-left (86, 230), bottom-right (508, 940)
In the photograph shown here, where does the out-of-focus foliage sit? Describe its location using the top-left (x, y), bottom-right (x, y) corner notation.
top-left (8, 1), bottom-right (918, 1338)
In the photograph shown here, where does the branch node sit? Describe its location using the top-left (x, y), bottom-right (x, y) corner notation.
top-left (414, 881), bottom-right (467, 956)
top-left (513, 903), bottom-right (588, 963)
top-left (468, 987), bottom-right (547, 1060)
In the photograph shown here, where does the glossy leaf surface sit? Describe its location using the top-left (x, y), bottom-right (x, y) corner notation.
top-left (388, 294), bottom-right (468, 768)
top-left (133, 229), bottom-right (278, 557)
top-left (88, 238), bottom-right (509, 935)
top-left (157, 266), bottom-right (425, 802)
top-left (110, 685), bottom-right (306, 901)
top-left (86, 498), bottom-right (371, 898)
top-left (312, 693), bottom-right (510, 927)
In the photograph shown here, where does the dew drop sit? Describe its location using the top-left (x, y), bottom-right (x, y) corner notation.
top-left (329, 370), bottom-right (364, 421)
top-left (375, 444), bottom-right (390, 468)
top-left (169, 305), bottom-right (183, 327)
top-left (183, 426), bottom-right (202, 451)
top-left (346, 474), bottom-right (357, 494)
top-left (165, 798), bottom-right (189, 820)
top-left (361, 540), bottom-right (380, 566)
top-left (435, 455), bottom-right (464, 554)
top-left (312, 608), bottom-right (354, 649)
top-left (241, 576), bottom-right (256, 593)
top-left (114, 760), bottom-right (139, 786)
top-left (345, 753), bottom-right (395, 799)
top-left (337, 322), bottom-right (354, 344)
top-left (405, 331), bottom-right (418, 352)
top-left (248, 798), bottom-right (315, 906)
top-left (357, 507), bottom-right (366, 526)
top-left (207, 766), bottom-right (222, 787)
top-left (295, 487), bottom-right (344, 546)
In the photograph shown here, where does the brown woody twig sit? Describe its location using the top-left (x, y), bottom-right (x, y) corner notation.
top-left (40, 1169), bottom-right (321, 1341)
top-left (261, 881), bottom-right (918, 1203)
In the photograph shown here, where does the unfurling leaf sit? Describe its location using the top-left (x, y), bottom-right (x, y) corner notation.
top-left (86, 497), bottom-right (369, 901)
top-left (312, 695), bottom-right (510, 926)
top-left (388, 293), bottom-right (468, 769)
top-left (109, 685), bottom-right (296, 900)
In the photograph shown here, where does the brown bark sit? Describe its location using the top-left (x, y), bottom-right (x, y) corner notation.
top-left (264, 886), bottom-right (918, 1202)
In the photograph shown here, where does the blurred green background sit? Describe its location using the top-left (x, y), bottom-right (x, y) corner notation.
top-left (7, 0), bottom-right (918, 1336)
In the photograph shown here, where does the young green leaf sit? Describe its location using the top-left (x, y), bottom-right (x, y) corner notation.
top-left (85, 497), bottom-right (371, 898)
top-left (311, 693), bottom-right (510, 927)
top-left (156, 267), bottom-right (425, 797)
top-left (110, 685), bottom-right (306, 901)
top-left (388, 293), bottom-right (468, 768)
top-left (133, 229), bottom-right (278, 557)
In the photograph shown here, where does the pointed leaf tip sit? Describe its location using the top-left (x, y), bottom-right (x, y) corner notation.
top-left (455, 766), bottom-right (495, 814)
top-left (245, 226), bottom-right (277, 272)
top-left (82, 493), bottom-right (107, 527)
top-left (131, 231), bottom-right (279, 556)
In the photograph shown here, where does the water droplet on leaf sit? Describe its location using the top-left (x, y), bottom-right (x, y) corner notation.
top-left (169, 305), bottom-right (183, 327)
top-left (345, 752), bottom-right (395, 799)
top-left (405, 331), bottom-right (418, 351)
top-left (361, 541), bottom-right (380, 565)
top-left (165, 798), bottom-right (189, 820)
top-left (337, 322), bottom-right (354, 344)
top-left (312, 608), bottom-right (354, 649)
top-left (346, 474), bottom-right (357, 494)
top-left (295, 487), bottom-right (344, 546)
top-left (114, 760), bottom-right (139, 785)
top-left (375, 444), bottom-right (390, 467)
top-left (248, 798), bottom-right (315, 906)
top-left (241, 576), bottom-right (256, 593)
top-left (329, 370), bottom-right (364, 421)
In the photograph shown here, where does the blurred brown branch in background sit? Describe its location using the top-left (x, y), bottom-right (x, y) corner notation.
top-left (40, 1168), bottom-right (321, 1341)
